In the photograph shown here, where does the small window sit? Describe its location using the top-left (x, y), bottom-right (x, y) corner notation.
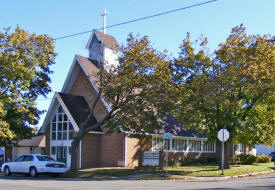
top-left (23, 155), bottom-right (33, 161)
top-left (58, 106), bottom-right (62, 113)
top-left (58, 123), bottom-right (62, 131)
top-left (51, 146), bottom-right (56, 155)
top-left (52, 131), bottom-right (56, 140)
top-left (64, 114), bottom-right (68, 121)
top-left (63, 130), bottom-right (67, 140)
top-left (57, 131), bottom-right (62, 140)
top-left (36, 155), bottom-right (55, 161)
top-left (58, 114), bottom-right (62, 122)
top-left (52, 115), bottom-right (56, 123)
top-left (15, 156), bottom-right (25, 162)
top-left (69, 123), bottom-right (74, 140)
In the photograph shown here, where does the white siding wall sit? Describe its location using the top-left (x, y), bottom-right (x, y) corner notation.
top-left (104, 47), bottom-right (118, 69)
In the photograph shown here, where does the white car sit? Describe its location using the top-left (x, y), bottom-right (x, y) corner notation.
top-left (1, 154), bottom-right (66, 177)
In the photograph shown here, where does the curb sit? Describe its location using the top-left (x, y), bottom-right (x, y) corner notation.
top-left (231, 170), bottom-right (275, 179)
top-left (176, 170), bottom-right (275, 181)
top-left (133, 170), bottom-right (275, 181)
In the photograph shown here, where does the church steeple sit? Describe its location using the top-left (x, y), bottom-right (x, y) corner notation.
top-left (86, 10), bottom-right (119, 69)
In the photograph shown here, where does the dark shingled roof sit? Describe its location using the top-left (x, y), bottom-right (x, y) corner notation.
top-left (95, 30), bottom-right (120, 50)
top-left (57, 92), bottom-right (102, 132)
top-left (157, 114), bottom-right (206, 138)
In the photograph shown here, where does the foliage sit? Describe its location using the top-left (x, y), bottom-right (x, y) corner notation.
top-left (172, 24), bottom-right (275, 146)
top-left (256, 155), bottom-right (272, 163)
top-left (0, 26), bottom-right (56, 145)
top-left (169, 158), bottom-right (218, 167)
top-left (235, 153), bottom-right (257, 164)
top-left (70, 34), bottom-right (176, 170)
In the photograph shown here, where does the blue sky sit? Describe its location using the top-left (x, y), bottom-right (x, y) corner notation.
top-left (1, 0), bottom-right (274, 127)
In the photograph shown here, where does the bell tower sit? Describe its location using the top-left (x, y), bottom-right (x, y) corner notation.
top-left (86, 9), bottom-right (119, 69)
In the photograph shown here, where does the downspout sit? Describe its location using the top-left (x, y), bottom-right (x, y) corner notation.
top-left (79, 140), bottom-right (82, 169)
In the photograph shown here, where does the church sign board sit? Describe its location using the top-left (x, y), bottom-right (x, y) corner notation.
top-left (143, 151), bottom-right (159, 165)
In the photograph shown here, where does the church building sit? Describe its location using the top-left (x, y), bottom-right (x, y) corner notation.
top-left (39, 30), bottom-right (222, 170)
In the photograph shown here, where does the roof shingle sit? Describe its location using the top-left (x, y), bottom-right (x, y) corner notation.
top-left (95, 30), bottom-right (120, 50)
top-left (58, 92), bottom-right (102, 132)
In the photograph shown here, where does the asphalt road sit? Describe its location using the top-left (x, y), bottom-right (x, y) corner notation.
top-left (0, 173), bottom-right (274, 190)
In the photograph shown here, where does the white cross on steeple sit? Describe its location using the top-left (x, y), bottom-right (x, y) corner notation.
top-left (101, 8), bottom-right (108, 34)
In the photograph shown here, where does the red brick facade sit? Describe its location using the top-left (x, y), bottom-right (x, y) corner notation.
top-left (81, 133), bottom-right (102, 168)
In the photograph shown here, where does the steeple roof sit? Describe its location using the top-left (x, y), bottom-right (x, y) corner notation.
top-left (86, 30), bottom-right (119, 50)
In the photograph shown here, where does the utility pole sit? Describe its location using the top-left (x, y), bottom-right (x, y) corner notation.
top-left (101, 8), bottom-right (108, 34)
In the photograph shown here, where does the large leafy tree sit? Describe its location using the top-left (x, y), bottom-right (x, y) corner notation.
top-left (70, 34), bottom-right (176, 170)
top-left (0, 26), bottom-right (56, 145)
top-left (172, 25), bottom-right (275, 168)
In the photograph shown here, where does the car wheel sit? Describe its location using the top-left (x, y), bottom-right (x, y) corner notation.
top-left (29, 167), bottom-right (38, 177)
top-left (50, 173), bottom-right (59, 177)
top-left (4, 166), bottom-right (11, 176)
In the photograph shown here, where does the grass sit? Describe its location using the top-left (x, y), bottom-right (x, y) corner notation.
top-left (168, 162), bottom-right (275, 177)
top-left (59, 162), bottom-right (275, 179)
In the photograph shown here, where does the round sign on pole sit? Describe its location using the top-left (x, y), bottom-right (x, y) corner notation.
top-left (162, 133), bottom-right (173, 140)
top-left (218, 129), bottom-right (230, 142)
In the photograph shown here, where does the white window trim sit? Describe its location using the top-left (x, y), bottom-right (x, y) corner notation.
top-left (151, 136), bottom-right (216, 153)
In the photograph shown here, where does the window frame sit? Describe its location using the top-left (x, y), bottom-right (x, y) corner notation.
top-left (50, 106), bottom-right (74, 141)
top-left (152, 136), bottom-right (216, 153)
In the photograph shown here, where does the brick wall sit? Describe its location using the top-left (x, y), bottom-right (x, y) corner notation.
top-left (100, 133), bottom-right (124, 167)
top-left (81, 133), bottom-right (102, 168)
top-left (69, 67), bottom-right (109, 122)
top-left (125, 135), bottom-right (152, 168)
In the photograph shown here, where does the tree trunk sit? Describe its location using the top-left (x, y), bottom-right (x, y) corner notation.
top-left (219, 141), bottom-right (230, 169)
top-left (70, 137), bottom-right (80, 171)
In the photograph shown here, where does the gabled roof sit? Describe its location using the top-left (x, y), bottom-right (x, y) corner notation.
top-left (58, 92), bottom-right (102, 132)
top-left (86, 30), bottom-right (119, 50)
top-left (17, 135), bottom-right (45, 147)
top-left (76, 55), bottom-right (101, 88)
top-left (156, 114), bottom-right (206, 138)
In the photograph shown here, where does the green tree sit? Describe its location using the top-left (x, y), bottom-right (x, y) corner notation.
top-left (70, 34), bottom-right (176, 170)
top-left (0, 26), bottom-right (56, 145)
top-left (173, 25), bottom-right (275, 168)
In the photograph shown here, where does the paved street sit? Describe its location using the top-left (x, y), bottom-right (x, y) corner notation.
top-left (0, 173), bottom-right (274, 190)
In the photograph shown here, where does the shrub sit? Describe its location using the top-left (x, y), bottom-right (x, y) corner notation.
top-left (236, 153), bottom-right (257, 164)
top-left (256, 155), bottom-right (272, 163)
top-left (168, 161), bottom-right (182, 167)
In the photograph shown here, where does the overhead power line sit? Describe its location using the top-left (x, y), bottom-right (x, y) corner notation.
top-left (54, 0), bottom-right (218, 41)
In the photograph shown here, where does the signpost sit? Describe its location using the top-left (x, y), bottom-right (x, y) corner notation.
top-left (162, 133), bottom-right (173, 175)
top-left (218, 129), bottom-right (230, 175)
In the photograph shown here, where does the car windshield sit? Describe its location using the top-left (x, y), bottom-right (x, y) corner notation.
top-left (36, 155), bottom-right (55, 162)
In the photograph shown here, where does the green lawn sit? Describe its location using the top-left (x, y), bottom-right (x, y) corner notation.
top-left (60, 162), bottom-right (275, 179)
top-left (167, 162), bottom-right (275, 177)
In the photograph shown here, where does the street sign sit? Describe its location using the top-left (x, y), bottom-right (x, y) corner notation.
top-left (218, 129), bottom-right (230, 142)
top-left (162, 133), bottom-right (173, 175)
top-left (162, 133), bottom-right (173, 140)
top-left (217, 129), bottom-right (230, 175)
